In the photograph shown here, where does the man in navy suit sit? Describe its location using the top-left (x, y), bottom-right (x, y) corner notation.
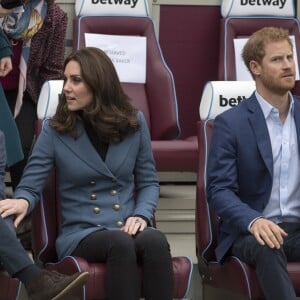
top-left (0, 130), bottom-right (89, 299)
top-left (207, 27), bottom-right (300, 299)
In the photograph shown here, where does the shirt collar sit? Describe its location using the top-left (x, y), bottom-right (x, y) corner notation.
top-left (255, 91), bottom-right (294, 120)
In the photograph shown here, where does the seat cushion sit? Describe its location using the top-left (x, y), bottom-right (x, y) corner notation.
top-left (45, 255), bottom-right (192, 299)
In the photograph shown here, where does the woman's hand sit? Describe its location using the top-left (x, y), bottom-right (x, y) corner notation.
top-left (0, 198), bottom-right (29, 228)
top-left (0, 56), bottom-right (12, 77)
top-left (121, 216), bottom-right (147, 236)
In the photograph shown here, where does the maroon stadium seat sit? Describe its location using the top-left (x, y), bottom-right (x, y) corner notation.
top-left (72, 15), bottom-right (198, 172)
top-left (196, 80), bottom-right (300, 299)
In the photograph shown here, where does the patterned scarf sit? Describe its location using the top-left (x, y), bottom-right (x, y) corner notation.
top-left (1, 0), bottom-right (47, 117)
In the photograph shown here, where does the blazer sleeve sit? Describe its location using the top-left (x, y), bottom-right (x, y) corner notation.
top-left (133, 111), bottom-right (159, 222)
top-left (206, 113), bottom-right (262, 232)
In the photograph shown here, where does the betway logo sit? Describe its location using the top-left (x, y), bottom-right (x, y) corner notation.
top-left (91, 0), bottom-right (139, 8)
top-left (241, 0), bottom-right (286, 9)
top-left (219, 95), bottom-right (246, 107)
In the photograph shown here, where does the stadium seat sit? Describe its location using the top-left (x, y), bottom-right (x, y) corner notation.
top-left (0, 269), bottom-right (21, 300)
top-left (218, 0), bottom-right (300, 94)
top-left (31, 80), bottom-right (193, 300)
top-left (196, 80), bottom-right (300, 299)
top-left (72, 11), bottom-right (198, 172)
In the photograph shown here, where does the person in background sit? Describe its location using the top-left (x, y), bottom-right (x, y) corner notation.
top-left (0, 0), bottom-right (67, 189)
top-left (0, 90), bottom-right (23, 169)
top-left (0, 47), bottom-right (174, 300)
top-left (0, 16), bottom-right (23, 169)
top-left (0, 0), bottom-right (67, 249)
top-left (206, 26), bottom-right (300, 300)
top-left (0, 129), bottom-right (89, 300)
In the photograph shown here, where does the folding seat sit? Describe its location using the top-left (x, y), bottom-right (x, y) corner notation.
top-left (196, 80), bottom-right (300, 299)
top-left (71, 0), bottom-right (198, 172)
top-left (218, 0), bottom-right (300, 94)
top-left (31, 77), bottom-right (193, 299)
top-left (0, 270), bottom-right (21, 300)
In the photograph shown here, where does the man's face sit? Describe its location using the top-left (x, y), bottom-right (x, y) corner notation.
top-left (253, 40), bottom-right (296, 95)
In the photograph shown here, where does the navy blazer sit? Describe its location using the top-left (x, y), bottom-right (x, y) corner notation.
top-left (14, 111), bottom-right (159, 259)
top-left (206, 93), bottom-right (300, 262)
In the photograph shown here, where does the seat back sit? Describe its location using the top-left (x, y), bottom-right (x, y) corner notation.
top-left (218, 0), bottom-right (300, 93)
top-left (72, 14), bottom-right (180, 141)
top-left (196, 81), bottom-right (255, 268)
top-left (31, 147), bottom-right (59, 264)
top-left (32, 82), bottom-right (65, 262)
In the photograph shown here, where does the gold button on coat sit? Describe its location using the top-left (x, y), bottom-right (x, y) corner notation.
top-left (110, 190), bottom-right (117, 196)
top-left (116, 221), bottom-right (123, 227)
top-left (90, 194), bottom-right (97, 200)
top-left (93, 207), bottom-right (101, 214)
top-left (113, 204), bottom-right (120, 211)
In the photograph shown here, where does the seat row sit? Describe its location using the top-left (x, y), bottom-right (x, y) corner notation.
top-left (2, 0), bottom-right (300, 298)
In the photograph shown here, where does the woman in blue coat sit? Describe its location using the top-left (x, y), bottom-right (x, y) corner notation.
top-left (1, 47), bottom-right (174, 300)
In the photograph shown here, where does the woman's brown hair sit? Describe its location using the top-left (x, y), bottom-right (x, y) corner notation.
top-left (50, 47), bottom-right (139, 142)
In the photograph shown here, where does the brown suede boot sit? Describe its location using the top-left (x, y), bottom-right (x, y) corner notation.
top-left (25, 270), bottom-right (89, 300)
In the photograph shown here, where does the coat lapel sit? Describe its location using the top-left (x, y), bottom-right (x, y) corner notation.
top-left (293, 97), bottom-right (300, 154)
top-left (56, 123), bottom-right (135, 177)
top-left (246, 94), bottom-right (273, 176)
top-left (105, 131), bottom-right (136, 175)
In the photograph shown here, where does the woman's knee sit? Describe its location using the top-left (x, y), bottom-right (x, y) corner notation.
top-left (135, 229), bottom-right (171, 254)
top-left (110, 231), bottom-right (135, 250)
top-left (107, 232), bottom-right (137, 262)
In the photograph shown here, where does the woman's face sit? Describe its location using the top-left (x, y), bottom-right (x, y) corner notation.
top-left (63, 60), bottom-right (93, 112)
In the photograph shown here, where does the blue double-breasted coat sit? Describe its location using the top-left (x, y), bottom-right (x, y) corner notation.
top-left (14, 111), bottom-right (159, 259)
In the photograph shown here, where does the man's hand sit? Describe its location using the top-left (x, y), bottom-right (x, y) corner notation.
top-left (250, 218), bottom-right (288, 249)
top-left (0, 56), bottom-right (12, 77)
top-left (0, 199), bottom-right (29, 228)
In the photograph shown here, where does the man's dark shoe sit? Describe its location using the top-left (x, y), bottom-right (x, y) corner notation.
top-left (25, 269), bottom-right (89, 300)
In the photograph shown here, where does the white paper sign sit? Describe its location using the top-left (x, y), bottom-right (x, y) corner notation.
top-left (85, 33), bottom-right (146, 83)
top-left (234, 36), bottom-right (300, 81)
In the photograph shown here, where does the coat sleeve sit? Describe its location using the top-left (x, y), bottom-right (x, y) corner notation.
top-left (133, 111), bottom-right (159, 223)
top-left (0, 29), bottom-right (12, 59)
top-left (13, 120), bottom-right (55, 212)
top-left (27, 3), bottom-right (67, 102)
top-left (38, 3), bottom-right (67, 82)
top-left (0, 86), bottom-right (23, 167)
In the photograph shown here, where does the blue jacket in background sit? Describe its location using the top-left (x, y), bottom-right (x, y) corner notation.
top-left (0, 30), bottom-right (23, 167)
